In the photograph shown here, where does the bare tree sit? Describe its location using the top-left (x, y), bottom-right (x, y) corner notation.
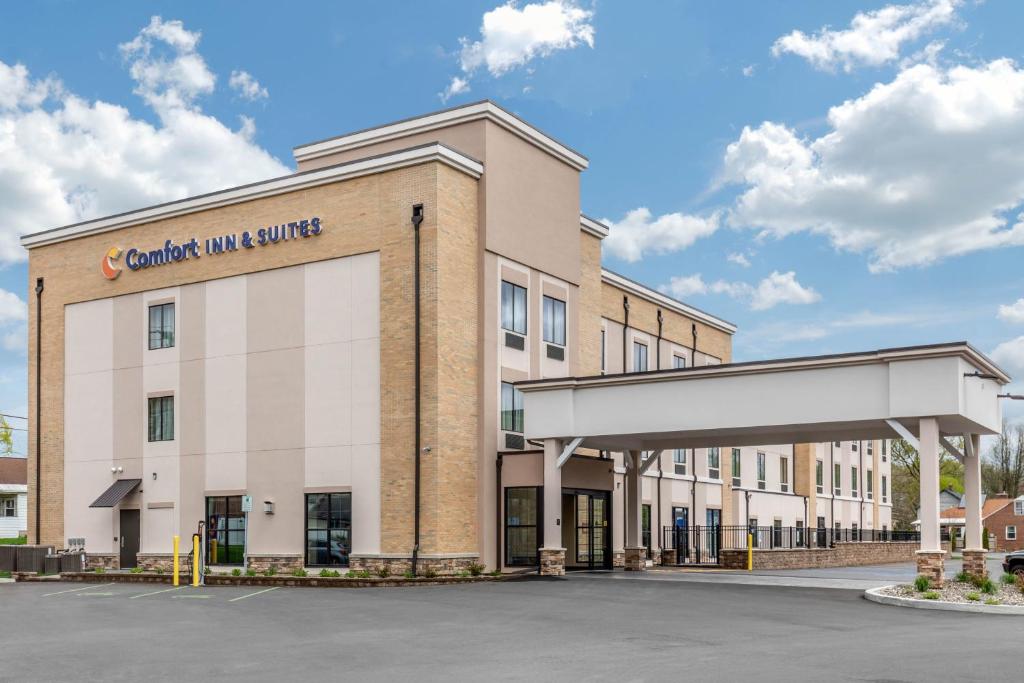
top-left (890, 437), bottom-right (964, 529)
top-left (982, 423), bottom-right (1024, 496)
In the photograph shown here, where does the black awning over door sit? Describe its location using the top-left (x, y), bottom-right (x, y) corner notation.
top-left (89, 479), bottom-right (142, 508)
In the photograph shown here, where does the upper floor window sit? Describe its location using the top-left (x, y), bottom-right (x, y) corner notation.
top-left (815, 460), bottom-right (824, 494)
top-left (756, 451), bottom-right (766, 490)
top-left (882, 475), bottom-right (888, 503)
top-left (833, 441), bottom-right (841, 447)
top-left (882, 440), bottom-right (887, 456)
top-left (707, 448), bottom-right (720, 480)
top-left (673, 355), bottom-right (687, 369)
top-left (600, 330), bottom-right (606, 374)
top-left (148, 303), bottom-right (175, 350)
top-left (500, 382), bottom-right (524, 433)
top-left (851, 442), bottom-right (858, 452)
top-left (633, 342), bottom-right (648, 372)
top-left (501, 281), bottom-right (527, 335)
top-left (731, 448), bottom-right (741, 488)
top-left (542, 295), bottom-right (566, 346)
top-left (851, 466), bottom-right (859, 496)
top-left (148, 396), bottom-right (174, 442)
top-left (673, 449), bottom-right (687, 475)
top-left (1014, 499), bottom-right (1023, 516)
top-left (866, 470), bottom-right (874, 500)
top-left (867, 441), bottom-right (873, 455)
top-left (834, 463), bottom-right (842, 496)
top-left (780, 457), bottom-right (789, 493)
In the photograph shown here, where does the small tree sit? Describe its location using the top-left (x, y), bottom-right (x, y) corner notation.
top-left (983, 526), bottom-right (990, 550)
top-left (0, 416), bottom-right (14, 456)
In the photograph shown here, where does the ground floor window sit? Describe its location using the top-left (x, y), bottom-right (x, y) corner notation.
top-left (305, 492), bottom-right (351, 566)
top-left (1007, 526), bottom-right (1017, 541)
top-left (1, 497), bottom-right (15, 517)
top-left (506, 487), bottom-right (540, 567)
top-left (206, 496), bottom-right (245, 565)
top-left (642, 504), bottom-right (651, 554)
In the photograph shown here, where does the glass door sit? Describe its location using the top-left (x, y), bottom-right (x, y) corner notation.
top-left (565, 490), bottom-right (611, 570)
top-left (207, 496), bottom-right (245, 565)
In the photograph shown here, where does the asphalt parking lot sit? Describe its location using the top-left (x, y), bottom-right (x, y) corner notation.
top-left (2, 573), bottom-right (1021, 682)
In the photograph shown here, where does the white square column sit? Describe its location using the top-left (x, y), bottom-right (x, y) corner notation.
top-left (540, 438), bottom-right (565, 576)
top-left (962, 433), bottom-right (988, 577)
top-left (916, 417), bottom-right (945, 585)
top-left (624, 450), bottom-right (645, 571)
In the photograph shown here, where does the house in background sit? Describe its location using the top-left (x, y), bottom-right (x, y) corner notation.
top-left (0, 456), bottom-right (28, 538)
top-left (934, 493), bottom-right (1024, 552)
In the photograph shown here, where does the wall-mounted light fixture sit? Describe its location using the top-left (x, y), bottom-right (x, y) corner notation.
top-left (263, 500), bottom-right (275, 515)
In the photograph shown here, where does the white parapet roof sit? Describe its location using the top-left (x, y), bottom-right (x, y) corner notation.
top-left (293, 100), bottom-right (588, 171)
top-left (20, 143), bottom-right (483, 249)
top-left (601, 268), bottom-right (737, 334)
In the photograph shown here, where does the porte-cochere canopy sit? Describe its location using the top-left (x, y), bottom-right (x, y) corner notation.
top-left (516, 342), bottom-right (1011, 579)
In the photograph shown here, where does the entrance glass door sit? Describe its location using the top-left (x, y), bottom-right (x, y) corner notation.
top-left (563, 490), bottom-right (611, 570)
top-left (207, 496), bottom-right (245, 565)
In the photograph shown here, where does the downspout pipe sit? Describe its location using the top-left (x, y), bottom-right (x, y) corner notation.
top-left (411, 205), bottom-right (423, 574)
top-left (691, 323), bottom-right (697, 367)
top-left (496, 452), bottom-right (503, 571)
top-left (830, 442), bottom-right (835, 545)
top-left (859, 440), bottom-right (864, 535)
top-left (34, 277), bottom-right (43, 544)
top-left (622, 296), bottom-right (630, 371)
top-left (656, 309), bottom-right (663, 369)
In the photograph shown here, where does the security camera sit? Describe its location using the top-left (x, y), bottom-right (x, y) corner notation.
top-left (422, 446), bottom-right (432, 453)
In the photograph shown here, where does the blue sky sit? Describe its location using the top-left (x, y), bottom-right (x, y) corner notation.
top-left (2, 0), bottom-right (1024, 449)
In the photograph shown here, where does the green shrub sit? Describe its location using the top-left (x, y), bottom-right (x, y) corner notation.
top-left (263, 567), bottom-right (277, 577)
top-left (922, 591), bottom-right (940, 600)
top-left (94, 567), bottom-right (105, 574)
top-left (129, 566), bottom-right (143, 574)
top-left (913, 575), bottom-right (930, 592)
top-left (0, 570), bottom-right (12, 578)
top-left (0, 536), bottom-right (27, 545)
top-left (1000, 573), bottom-right (1016, 585)
top-left (319, 569), bottom-right (340, 578)
top-left (291, 568), bottom-right (307, 578)
top-left (969, 575), bottom-right (997, 594)
top-left (376, 565), bottom-right (391, 578)
top-left (468, 562), bottom-right (486, 577)
top-left (982, 528), bottom-right (990, 550)
top-left (966, 592), bottom-right (981, 601)
top-left (421, 567), bottom-right (438, 579)
top-left (231, 568), bottom-right (241, 577)
top-left (403, 570), bottom-right (416, 579)
top-left (345, 569), bottom-right (371, 579)
top-left (245, 569), bottom-right (257, 577)
top-left (985, 597), bottom-right (1000, 605)
top-left (154, 567), bottom-right (164, 575)
top-left (489, 569), bottom-right (502, 577)
top-left (954, 570), bottom-right (970, 583)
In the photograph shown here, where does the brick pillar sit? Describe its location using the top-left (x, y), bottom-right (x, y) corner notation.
top-left (625, 546), bottom-right (646, 571)
top-left (916, 550), bottom-right (946, 587)
top-left (661, 548), bottom-right (677, 565)
top-left (539, 548), bottom-right (566, 576)
top-left (962, 548), bottom-right (987, 578)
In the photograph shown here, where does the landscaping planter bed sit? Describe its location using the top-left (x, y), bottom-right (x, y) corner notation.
top-left (878, 581), bottom-right (1024, 607)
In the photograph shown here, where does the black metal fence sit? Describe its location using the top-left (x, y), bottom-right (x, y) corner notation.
top-left (662, 525), bottom-right (920, 564)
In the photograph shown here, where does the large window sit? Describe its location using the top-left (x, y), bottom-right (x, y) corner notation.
top-left (851, 466), bottom-right (859, 497)
top-left (867, 441), bottom-right (873, 455)
top-left (501, 281), bottom-right (527, 335)
top-left (500, 382), bottom-right (524, 433)
top-left (305, 492), bottom-right (351, 567)
top-left (834, 463), bottom-right (842, 495)
top-left (633, 342), bottom-right (648, 372)
top-left (882, 475), bottom-right (888, 503)
top-left (673, 355), bottom-right (687, 369)
top-left (673, 449), bottom-right (687, 475)
top-left (866, 470), bottom-right (874, 500)
top-left (731, 448), bottom-right (741, 487)
top-left (600, 330), bottom-right (606, 374)
top-left (148, 303), bottom-right (175, 350)
top-left (206, 496), bottom-right (245, 565)
top-left (1, 497), bottom-right (14, 517)
top-left (756, 451), bottom-right (766, 490)
top-left (707, 448), bottom-right (720, 480)
top-left (1015, 499), bottom-right (1024, 516)
top-left (542, 296), bottom-right (566, 346)
top-left (148, 396), bottom-right (174, 442)
top-left (816, 460), bottom-right (824, 494)
top-left (780, 457), bottom-right (789, 493)
top-left (1007, 526), bottom-right (1018, 541)
top-left (506, 487), bottom-right (540, 567)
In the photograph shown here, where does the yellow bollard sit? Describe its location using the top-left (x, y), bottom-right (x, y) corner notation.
top-left (172, 535), bottom-right (180, 587)
top-left (192, 534), bottom-right (200, 587)
top-left (747, 533), bottom-right (753, 572)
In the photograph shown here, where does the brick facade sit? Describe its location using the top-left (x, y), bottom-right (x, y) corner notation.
top-left (720, 542), bottom-right (919, 570)
top-left (983, 498), bottom-right (1024, 552)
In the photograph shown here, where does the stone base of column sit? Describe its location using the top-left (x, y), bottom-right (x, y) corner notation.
top-left (649, 549), bottom-right (661, 566)
top-left (612, 551), bottom-right (625, 568)
top-left (539, 547), bottom-right (566, 577)
top-left (962, 548), bottom-right (987, 578)
top-left (916, 550), bottom-right (946, 587)
top-left (661, 548), bottom-right (677, 565)
top-left (624, 547), bottom-right (647, 571)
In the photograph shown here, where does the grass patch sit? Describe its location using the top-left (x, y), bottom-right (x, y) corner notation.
top-left (291, 568), bottom-right (307, 578)
top-left (129, 566), bottom-right (143, 574)
top-left (318, 569), bottom-right (340, 578)
top-left (0, 536), bottom-right (27, 545)
top-left (954, 570), bottom-right (971, 583)
top-left (922, 591), bottom-right (940, 600)
top-left (1001, 573), bottom-right (1017, 585)
top-left (966, 592), bottom-right (981, 602)
top-left (985, 597), bottom-right (1001, 605)
top-left (0, 570), bottom-right (11, 578)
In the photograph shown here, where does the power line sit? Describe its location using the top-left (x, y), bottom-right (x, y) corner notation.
top-left (0, 413), bottom-right (27, 421)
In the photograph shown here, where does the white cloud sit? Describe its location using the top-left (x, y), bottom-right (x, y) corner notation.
top-left (602, 208), bottom-right (719, 263)
top-left (0, 16), bottom-right (289, 265)
top-left (998, 298), bottom-right (1024, 324)
top-left (657, 270), bottom-right (819, 311)
top-left (442, 1), bottom-right (594, 99)
top-left (991, 336), bottom-right (1024, 376)
top-left (771, 0), bottom-right (960, 73)
top-left (0, 289), bottom-right (27, 325)
top-left (721, 59), bottom-right (1024, 272)
top-left (727, 252), bottom-right (751, 267)
top-left (749, 270), bottom-right (821, 310)
top-left (229, 70), bottom-right (268, 101)
top-left (742, 64), bottom-right (756, 78)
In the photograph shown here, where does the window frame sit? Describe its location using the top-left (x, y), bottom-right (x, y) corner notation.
top-left (815, 460), bottom-right (824, 494)
top-left (673, 449), bottom-right (687, 476)
top-left (1, 497), bottom-right (15, 517)
top-left (1014, 499), bottom-right (1024, 516)
top-left (147, 395), bottom-right (174, 442)
top-left (633, 341), bottom-right (648, 372)
top-left (148, 302), bottom-right (175, 350)
top-left (1007, 525), bottom-right (1018, 541)
top-left (500, 382), bottom-right (525, 433)
top-left (600, 329), bottom-right (606, 374)
top-left (834, 463), bottom-right (842, 496)
top-left (500, 281), bottom-right (527, 335)
top-left (707, 447), bottom-right (720, 480)
top-left (866, 470), bottom-right (873, 500)
top-left (304, 492), bottom-right (352, 567)
top-left (851, 465), bottom-right (859, 497)
top-left (779, 456), bottom-right (789, 493)
top-left (542, 295), bottom-right (566, 346)
top-left (756, 451), bottom-right (766, 490)
top-left (731, 448), bottom-right (741, 488)
top-left (672, 355), bottom-right (686, 369)
top-left (882, 475), bottom-right (888, 503)
top-left (205, 495), bottom-right (245, 566)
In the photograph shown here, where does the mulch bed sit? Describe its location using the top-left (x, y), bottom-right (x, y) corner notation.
top-left (881, 577), bottom-right (1024, 606)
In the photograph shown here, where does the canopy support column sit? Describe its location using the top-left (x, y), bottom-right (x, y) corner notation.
top-left (916, 418), bottom-right (945, 586)
top-left (540, 438), bottom-right (565, 576)
top-left (962, 433), bottom-right (987, 577)
top-left (624, 450), bottom-right (646, 571)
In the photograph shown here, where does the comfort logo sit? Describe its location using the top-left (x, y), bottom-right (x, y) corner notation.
top-left (101, 247), bottom-right (123, 280)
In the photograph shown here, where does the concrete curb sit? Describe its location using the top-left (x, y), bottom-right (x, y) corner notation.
top-left (864, 586), bottom-right (1024, 615)
top-left (29, 571), bottom-right (518, 588)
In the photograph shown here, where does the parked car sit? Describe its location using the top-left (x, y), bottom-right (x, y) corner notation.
top-left (1002, 550), bottom-right (1024, 576)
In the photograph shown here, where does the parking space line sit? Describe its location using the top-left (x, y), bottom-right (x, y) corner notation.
top-left (43, 584), bottom-right (113, 597)
top-left (172, 594), bottom-right (212, 599)
top-left (228, 587), bottom-right (279, 602)
top-left (77, 592), bottom-right (116, 596)
top-left (130, 586), bottom-right (183, 599)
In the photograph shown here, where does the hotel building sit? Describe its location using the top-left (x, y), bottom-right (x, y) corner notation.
top-left (22, 101), bottom-right (889, 573)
